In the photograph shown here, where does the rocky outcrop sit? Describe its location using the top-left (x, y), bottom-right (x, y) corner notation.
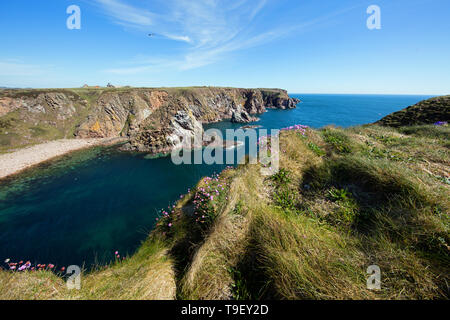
top-left (123, 88), bottom-right (299, 153)
top-left (261, 89), bottom-right (300, 109)
top-left (75, 90), bottom-right (169, 138)
top-left (0, 92), bottom-right (82, 119)
top-left (0, 97), bottom-right (22, 117)
top-left (376, 95), bottom-right (450, 127)
top-left (167, 110), bottom-right (204, 151)
top-left (230, 105), bottom-right (259, 123)
top-left (0, 87), bottom-right (300, 154)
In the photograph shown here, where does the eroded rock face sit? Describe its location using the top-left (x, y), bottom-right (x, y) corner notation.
top-left (0, 97), bottom-right (22, 117)
top-left (262, 90), bottom-right (300, 110)
top-left (0, 93), bottom-right (78, 119)
top-left (231, 105), bottom-right (259, 123)
top-left (243, 90), bottom-right (265, 114)
top-left (42, 93), bottom-right (77, 120)
top-left (124, 88), bottom-right (300, 153)
top-left (168, 110), bottom-right (203, 150)
top-left (75, 90), bottom-right (169, 138)
top-left (0, 87), bottom-right (300, 154)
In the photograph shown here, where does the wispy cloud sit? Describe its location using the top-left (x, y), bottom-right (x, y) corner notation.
top-left (164, 34), bottom-right (192, 43)
top-left (96, 0), bottom-right (353, 74)
top-left (94, 0), bottom-right (155, 26)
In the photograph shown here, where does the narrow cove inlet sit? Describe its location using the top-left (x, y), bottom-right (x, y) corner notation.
top-left (1, 1), bottom-right (449, 303)
top-left (0, 145), bottom-right (229, 269)
top-left (0, 94), bottom-right (430, 270)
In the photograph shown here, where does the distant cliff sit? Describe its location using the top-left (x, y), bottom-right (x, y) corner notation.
top-left (0, 87), bottom-right (299, 153)
top-left (376, 95), bottom-right (450, 127)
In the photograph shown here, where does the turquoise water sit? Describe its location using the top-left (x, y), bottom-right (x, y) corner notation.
top-left (0, 94), bottom-right (431, 269)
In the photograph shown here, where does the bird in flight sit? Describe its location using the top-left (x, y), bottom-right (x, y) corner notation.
top-left (148, 33), bottom-right (156, 37)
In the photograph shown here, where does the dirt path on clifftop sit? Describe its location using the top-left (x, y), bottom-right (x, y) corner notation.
top-left (0, 137), bottom-right (126, 180)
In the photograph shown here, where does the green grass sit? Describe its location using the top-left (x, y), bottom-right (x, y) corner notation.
top-left (176, 124), bottom-right (449, 300)
top-left (0, 237), bottom-right (176, 300)
top-left (322, 128), bottom-right (353, 154)
top-left (0, 124), bottom-right (448, 300)
top-left (399, 124), bottom-right (450, 139)
top-left (308, 141), bottom-right (326, 156)
top-left (270, 168), bottom-right (292, 187)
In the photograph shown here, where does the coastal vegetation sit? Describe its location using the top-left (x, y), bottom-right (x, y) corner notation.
top-left (376, 95), bottom-right (449, 127)
top-left (1, 120), bottom-right (448, 300)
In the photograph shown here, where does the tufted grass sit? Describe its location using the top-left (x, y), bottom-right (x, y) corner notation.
top-left (1, 124), bottom-right (448, 300)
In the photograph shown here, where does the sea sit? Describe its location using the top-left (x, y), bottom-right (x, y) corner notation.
top-left (0, 94), bottom-right (432, 268)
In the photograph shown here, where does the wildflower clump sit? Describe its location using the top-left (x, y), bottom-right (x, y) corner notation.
top-left (155, 203), bottom-right (178, 236)
top-left (281, 124), bottom-right (309, 136)
top-left (192, 173), bottom-right (230, 229)
top-left (2, 258), bottom-right (66, 274)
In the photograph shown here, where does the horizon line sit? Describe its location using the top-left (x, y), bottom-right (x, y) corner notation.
top-left (0, 85), bottom-right (447, 97)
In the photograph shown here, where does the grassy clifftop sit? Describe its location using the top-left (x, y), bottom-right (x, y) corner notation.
top-left (376, 95), bottom-right (450, 127)
top-left (1, 122), bottom-right (448, 300)
top-left (172, 123), bottom-right (449, 300)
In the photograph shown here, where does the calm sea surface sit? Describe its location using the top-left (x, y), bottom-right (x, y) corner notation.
top-left (0, 94), bottom-right (431, 268)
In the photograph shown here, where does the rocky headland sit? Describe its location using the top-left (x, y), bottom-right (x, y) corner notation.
top-left (0, 87), bottom-right (300, 156)
top-left (376, 95), bottom-right (450, 127)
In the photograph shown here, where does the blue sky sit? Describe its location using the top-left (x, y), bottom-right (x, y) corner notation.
top-left (0, 0), bottom-right (449, 94)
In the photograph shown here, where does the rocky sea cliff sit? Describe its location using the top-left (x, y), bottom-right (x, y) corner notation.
top-left (0, 87), bottom-right (299, 154)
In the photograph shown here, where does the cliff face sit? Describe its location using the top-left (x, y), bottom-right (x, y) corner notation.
top-left (376, 95), bottom-right (450, 127)
top-left (0, 87), bottom-right (299, 153)
top-left (122, 88), bottom-right (299, 153)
